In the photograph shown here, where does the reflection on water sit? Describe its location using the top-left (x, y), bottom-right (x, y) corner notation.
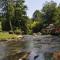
top-left (0, 42), bottom-right (7, 60)
top-left (0, 35), bottom-right (60, 60)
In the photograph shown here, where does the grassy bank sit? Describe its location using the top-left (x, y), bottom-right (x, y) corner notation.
top-left (0, 32), bottom-right (18, 40)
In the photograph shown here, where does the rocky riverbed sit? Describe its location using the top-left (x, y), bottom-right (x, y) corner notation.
top-left (0, 35), bottom-right (60, 60)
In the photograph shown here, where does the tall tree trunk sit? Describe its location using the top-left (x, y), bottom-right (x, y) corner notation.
top-left (9, 20), bottom-right (14, 34)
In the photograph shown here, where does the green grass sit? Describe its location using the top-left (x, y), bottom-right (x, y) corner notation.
top-left (0, 32), bottom-right (18, 40)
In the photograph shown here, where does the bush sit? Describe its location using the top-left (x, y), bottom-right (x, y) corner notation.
top-left (14, 27), bottom-right (22, 35)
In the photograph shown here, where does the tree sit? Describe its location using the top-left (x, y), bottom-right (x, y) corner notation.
top-left (33, 10), bottom-right (43, 22)
top-left (14, 0), bottom-right (27, 34)
top-left (42, 1), bottom-right (57, 25)
top-left (1, 0), bottom-right (27, 34)
top-left (53, 4), bottom-right (60, 27)
top-left (33, 10), bottom-right (41, 20)
top-left (7, 0), bottom-right (14, 32)
top-left (32, 10), bottom-right (44, 33)
top-left (2, 0), bottom-right (14, 31)
top-left (0, 16), bottom-right (3, 31)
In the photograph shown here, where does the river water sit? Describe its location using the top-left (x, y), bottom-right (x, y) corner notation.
top-left (0, 35), bottom-right (60, 60)
top-left (21, 35), bottom-right (60, 60)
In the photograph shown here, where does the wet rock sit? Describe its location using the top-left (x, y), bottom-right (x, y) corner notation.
top-left (34, 55), bottom-right (39, 60)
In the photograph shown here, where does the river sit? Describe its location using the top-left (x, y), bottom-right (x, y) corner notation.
top-left (0, 35), bottom-right (60, 60)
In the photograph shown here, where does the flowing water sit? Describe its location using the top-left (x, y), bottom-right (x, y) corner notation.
top-left (21, 35), bottom-right (60, 60)
top-left (0, 35), bottom-right (60, 60)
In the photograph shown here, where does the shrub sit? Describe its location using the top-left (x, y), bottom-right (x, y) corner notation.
top-left (14, 27), bottom-right (22, 35)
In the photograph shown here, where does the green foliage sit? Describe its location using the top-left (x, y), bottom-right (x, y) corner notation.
top-left (53, 6), bottom-right (60, 26)
top-left (14, 27), bottom-right (22, 35)
top-left (27, 19), bottom-right (39, 34)
top-left (0, 22), bottom-right (2, 31)
top-left (27, 19), bottom-right (42, 34)
top-left (0, 0), bottom-right (60, 35)
top-left (42, 1), bottom-right (57, 24)
top-left (26, 19), bottom-right (33, 34)
top-left (2, 0), bottom-right (14, 31)
top-left (32, 21), bottom-right (43, 33)
top-left (14, 0), bottom-right (27, 34)
top-left (32, 10), bottom-right (44, 33)
top-left (33, 10), bottom-right (42, 21)
top-left (0, 16), bottom-right (3, 31)
top-left (1, 0), bottom-right (27, 34)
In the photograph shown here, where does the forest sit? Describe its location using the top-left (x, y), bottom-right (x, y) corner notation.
top-left (0, 0), bottom-right (60, 35)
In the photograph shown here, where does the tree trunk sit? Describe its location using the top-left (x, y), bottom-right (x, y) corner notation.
top-left (9, 20), bottom-right (14, 34)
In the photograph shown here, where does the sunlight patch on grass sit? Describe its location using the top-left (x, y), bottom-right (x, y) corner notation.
top-left (0, 32), bottom-right (17, 40)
